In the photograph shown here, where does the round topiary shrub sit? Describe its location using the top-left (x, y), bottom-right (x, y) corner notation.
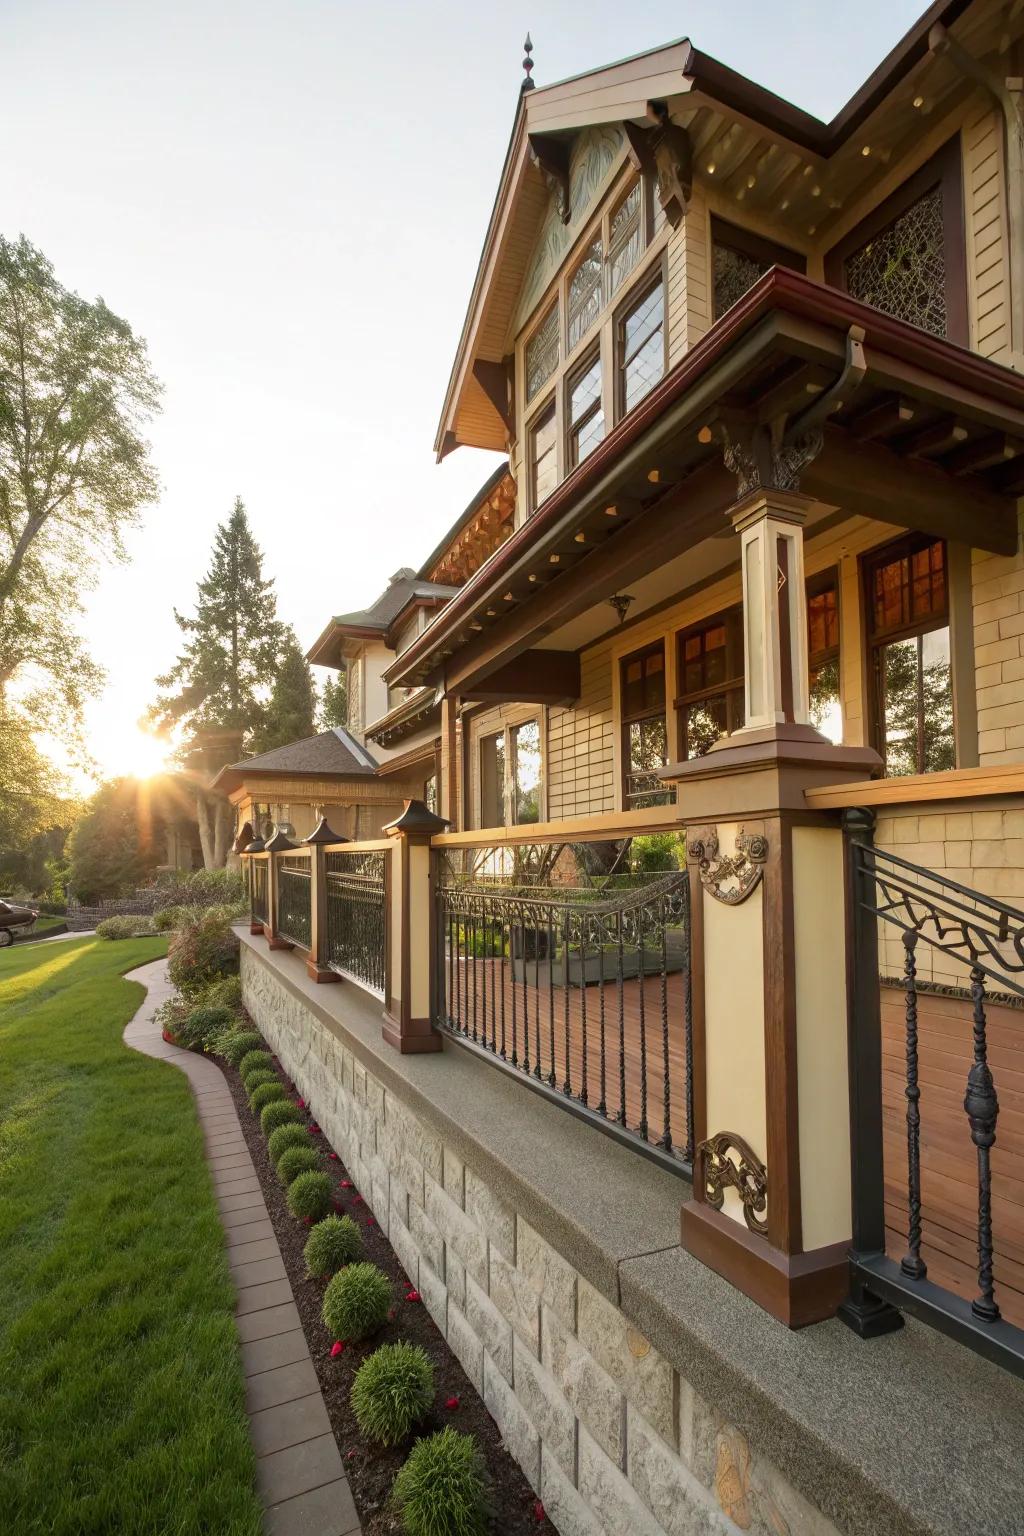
top-left (243, 1069), bottom-right (278, 1098)
top-left (250, 1081), bottom-right (287, 1115)
top-left (322, 1262), bottom-right (391, 1342)
top-left (393, 1428), bottom-right (489, 1536)
top-left (286, 1170), bottom-right (332, 1223)
top-left (268, 1122), bottom-right (310, 1166)
top-left (261, 1100), bottom-right (304, 1137)
top-left (177, 1004), bottom-right (234, 1052)
top-left (276, 1146), bottom-right (320, 1185)
top-left (239, 1049), bottom-right (274, 1083)
top-left (304, 1214), bottom-right (361, 1277)
top-left (221, 1029), bottom-right (264, 1067)
top-left (351, 1342), bottom-right (434, 1446)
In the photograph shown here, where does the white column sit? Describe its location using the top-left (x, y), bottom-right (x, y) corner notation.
top-left (731, 489), bottom-right (814, 733)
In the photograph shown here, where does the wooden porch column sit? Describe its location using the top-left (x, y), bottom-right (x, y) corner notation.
top-left (664, 486), bottom-right (882, 1326)
top-left (263, 828), bottom-right (295, 951)
top-left (302, 816), bottom-right (346, 983)
top-left (440, 694), bottom-right (461, 830)
top-left (381, 799), bottom-right (450, 1054)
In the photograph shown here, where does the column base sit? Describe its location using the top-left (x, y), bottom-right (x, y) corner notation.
top-left (264, 928), bottom-right (294, 951)
top-left (837, 1271), bottom-right (905, 1339)
top-left (250, 921), bottom-right (265, 936)
top-left (682, 1200), bottom-right (849, 1328)
top-left (305, 958), bottom-right (341, 983)
top-left (382, 1012), bottom-right (444, 1054)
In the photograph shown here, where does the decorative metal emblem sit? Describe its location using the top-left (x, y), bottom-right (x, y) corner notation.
top-left (687, 827), bottom-right (768, 905)
top-left (699, 1132), bottom-right (768, 1233)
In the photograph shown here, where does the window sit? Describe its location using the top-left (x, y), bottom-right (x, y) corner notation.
top-left (865, 535), bottom-right (954, 777)
top-left (621, 644), bottom-right (671, 808)
top-left (512, 721), bottom-right (541, 824)
top-left (608, 183), bottom-right (643, 297)
top-left (807, 569), bottom-right (842, 744)
top-left (676, 609), bottom-right (745, 759)
top-left (526, 305), bottom-right (559, 401)
top-left (567, 350), bottom-right (603, 467)
top-left (529, 402), bottom-right (557, 512)
top-left (480, 719), bottom-right (543, 827)
top-left (711, 218), bottom-right (807, 321)
top-left (480, 731), bottom-right (506, 827)
top-left (619, 277), bottom-right (665, 415)
top-left (567, 238), bottom-right (603, 352)
top-left (424, 771), bottom-right (438, 815)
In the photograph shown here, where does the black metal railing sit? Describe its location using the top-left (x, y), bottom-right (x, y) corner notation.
top-left (276, 856), bottom-right (312, 950)
top-left (250, 860), bottom-right (268, 925)
top-left (433, 837), bottom-right (692, 1174)
top-left (325, 849), bottom-right (387, 995)
top-left (843, 809), bottom-right (1024, 1376)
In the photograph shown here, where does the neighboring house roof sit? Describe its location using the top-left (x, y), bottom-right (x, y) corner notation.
top-left (210, 728), bottom-right (379, 793)
top-left (365, 686), bottom-right (441, 750)
top-left (306, 570), bottom-right (460, 667)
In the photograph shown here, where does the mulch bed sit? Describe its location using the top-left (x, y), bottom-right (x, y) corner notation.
top-left (216, 1041), bottom-right (551, 1535)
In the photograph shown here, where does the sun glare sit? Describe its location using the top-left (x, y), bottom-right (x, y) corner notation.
top-left (101, 725), bottom-right (173, 781)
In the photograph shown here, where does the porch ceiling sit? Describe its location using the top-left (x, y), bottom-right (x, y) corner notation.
top-left (390, 268), bottom-right (1024, 697)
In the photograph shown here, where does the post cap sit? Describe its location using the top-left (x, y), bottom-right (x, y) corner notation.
top-left (264, 827), bottom-right (297, 852)
top-left (232, 821), bottom-right (254, 854)
top-left (383, 798), bottom-right (451, 837)
top-left (243, 835), bottom-right (266, 853)
top-left (303, 815), bottom-right (348, 846)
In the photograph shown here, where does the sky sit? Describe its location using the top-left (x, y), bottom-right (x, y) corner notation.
top-left (1, 0), bottom-right (930, 788)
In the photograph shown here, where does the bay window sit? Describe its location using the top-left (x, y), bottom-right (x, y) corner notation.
top-left (529, 402), bottom-right (557, 512)
top-left (807, 569), bottom-right (842, 744)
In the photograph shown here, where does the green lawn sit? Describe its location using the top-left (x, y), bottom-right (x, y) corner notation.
top-left (0, 937), bottom-right (262, 1536)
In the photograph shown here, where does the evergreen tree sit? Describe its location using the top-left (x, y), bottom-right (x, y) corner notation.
top-left (252, 629), bottom-right (317, 753)
top-left (320, 669), bottom-right (348, 729)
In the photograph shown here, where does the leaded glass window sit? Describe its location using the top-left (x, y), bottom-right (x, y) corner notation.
top-left (567, 351), bottom-right (603, 467)
top-left (619, 279), bottom-right (664, 414)
top-left (529, 402), bottom-right (557, 512)
top-left (526, 306), bottom-right (559, 401)
top-left (567, 238), bottom-right (603, 352)
top-left (843, 184), bottom-right (947, 338)
top-left (713, 244), bottom-right (770, 320)
top-left (608, 183), bottom-right (643, 297)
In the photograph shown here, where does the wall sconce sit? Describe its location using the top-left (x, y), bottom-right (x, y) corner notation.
top-left (608, 593), bottom-right (635, 625)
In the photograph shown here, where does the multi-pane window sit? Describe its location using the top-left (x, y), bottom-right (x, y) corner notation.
top-left (529, 402), bottom-right (557, 512)
top-left (608, 183), bottom-right (643, 297)
top-left (480, 731), bottom-right (506, 828)
top-left (424, 771), bottom-right (438, 815)
top-left (866, 535), bottom-right (954, 777)
top-left (480, 720), bottom-right (542, 827)
top-left (807, 570), bottom-right (842, 745)
top-left (525, 305), bottom-right (559, 401)
top-left (567, 238), bottom-right (603, 352)
top-left (711, 218), bottom-right (806, 321)
top-left (621, 644), bottom-right (671, 808)
top-left (567, 351), bottom-right (603, 468)
top-left (844, 185), bottom-right (946, 338)
top-left (511, 720), bottom-right (541, 824)
top-left (619, 279), bottom-right (665, 414)
top-left (676, 609), bottom-right (745, 759)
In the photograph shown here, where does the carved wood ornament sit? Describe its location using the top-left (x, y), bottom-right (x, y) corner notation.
top-left (699, 1132), bottom-right (769, 1233)
top-left (623, 103), bottom-right (692, 227)
top-left (687, 827), bottom-right (768, 905)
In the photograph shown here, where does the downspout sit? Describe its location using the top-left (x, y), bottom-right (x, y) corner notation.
top-left (930, 22), bottom-right (1024, 371)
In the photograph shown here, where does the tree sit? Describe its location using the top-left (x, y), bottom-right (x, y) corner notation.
top-left (0, 710), bottom-right (76, 892)
top-left (0, 236), bottom-right (160, 715)
top-left (251, 629), bottom-right (317, 754)
top-left (66, 778), bottom-right (163, 904)
top-left (320, 669), bottom-right (348, 729)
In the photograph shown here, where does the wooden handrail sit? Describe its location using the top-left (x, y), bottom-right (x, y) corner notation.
top-left (431, 805), bottom-right (681, 848)
top-left (806, 763), bottom-right (1024, 810)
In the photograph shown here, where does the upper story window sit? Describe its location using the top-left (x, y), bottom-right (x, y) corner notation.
top-left (621, 643), bottom-right (671, 808)
top-left (530, 402), bottom-right (557, 509)
top-left (567, 350), bottom-right (603, 467)
top-left (567, 238), bottom-right (603, 352)
top-left (676, 608), bottom-right (745, 758)
top-left (526, 305), bottom-right (559, 401)
top-left (865, 534), bottom-right (953, 777)
top-left (711, 218), bottom-right (806, 321)
top-left (608, 183), bottom-right (643, 296)
top-left (619, 278), bottom-right (665, 414)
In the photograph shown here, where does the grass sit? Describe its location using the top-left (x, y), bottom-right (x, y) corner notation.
top-left (0, 937), bottom-right (263, 1535)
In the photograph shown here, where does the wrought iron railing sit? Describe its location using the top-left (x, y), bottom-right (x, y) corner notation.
top-left (250, 859), bottom-right (268, 925)
top-left (325, 849), bottom-right (387, 995)
top-left (276, 855), bottom-right (312, 950)
top-left (433, 837), bottom-right (692, 1174)
top-left (844, 810), bottom-right (1024, 1376)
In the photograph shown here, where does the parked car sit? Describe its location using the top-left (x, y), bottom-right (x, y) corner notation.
top-left (0, 899), bottom-right (38, 946)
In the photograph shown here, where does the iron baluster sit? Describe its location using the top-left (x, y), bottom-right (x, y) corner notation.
top-left (617, 917), bottom-right (628, 1126)
top-left (966, 963), bottom-right (1001, 1323)
top-left (521, 907), bottom-right (531, 1074)
top-left (579, 920), bottom-right (589, 1106)
top-left (660, 898), bottom-right (672, 1152)
top-left (900, 929), bottom-right (927, 1280)
top-left (562, 911), bottom-right (572, 1096)
top-left (547, 910), bottom-right (557, 1086)
top-left (637, 906), bottom-right (648, 1141)
top-left (597, 932), bottom-right (608, 1118)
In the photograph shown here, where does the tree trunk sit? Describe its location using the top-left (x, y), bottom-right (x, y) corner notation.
top-left (213, 799), bottom-right (232, 869)
top-left (196, 791), bottom-right (215, 868)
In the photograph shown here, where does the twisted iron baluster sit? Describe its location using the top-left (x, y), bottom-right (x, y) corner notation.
top-left (562, 910), bottom-right (572, 1096)
top-left (547, 911), bottom-right (556, 1086)
top-left (638, 906), bottom-right (649, 1142)
top-left (659, 896), bottom-right (672, 1152)
top-left (482, 902), bottom-right (492, 1050)
top-left (471, 902), bottom-right (479, 1044)
top-left (900, 929), bottom-right (927, 1280)
top-left (579, 916), bottom-right (589, 1106)
top-left (499, 912), bottom-right (507, 1059)
top-left (597, 923), bottom-right (608, 1118)
top-left (617, 917), bottom-right (627, 1126)
top-left (521, 909), bottom-right (530, 1074)
top-left (534, 903), bottom-right (542, 1079)
top-left (966, 963), bottom-right (1001, 1322)
top-left (510, 907), bottom-right (519, 1066)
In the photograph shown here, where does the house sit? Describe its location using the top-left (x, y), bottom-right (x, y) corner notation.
top-left (241, 8), bottom-right (1024, 1534)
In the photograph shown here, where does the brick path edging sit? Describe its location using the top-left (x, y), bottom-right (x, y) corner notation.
top-left (123, 957), bottom-right (361, 1536)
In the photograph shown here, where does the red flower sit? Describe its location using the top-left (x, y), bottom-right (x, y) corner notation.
top-left (352, 1194), bottom-right (363, 1205)
top-left (328, 1152), bottom-right (339, 1161)
top-left (445, 1395), bottom-right (460, 1411)
top-left (310, 1125), bottom-right (321, 1135)
top-left (340, 1179), bottom-right (353, 1189)
top-left (366, 1217), bottom-right (376, 1227)
top-left (296, 1098), bottom-right (305, 1108)
top-left (303, 1216), bottom-right (312, 1226)
top-left (330, 1340), bottom-right (345, 1358)
top-left (405, 1289), bottom-right (421, 1303)
top-left (333, 1200), bottom-right (346, 1213)
top-left (346, 1449), bottom-right (357, 1461)
top-left (387, 1308), bottom-right (396, 1320)
top-left (533, 1501), bottom-right (546, 1523)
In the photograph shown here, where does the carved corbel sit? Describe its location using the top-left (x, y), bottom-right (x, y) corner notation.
top-left (699, 1132), bottom-right (768, 1233)
top-left (623, 105), bottom-right (692, 227)
top-left (528, 135), bottom-right (571, 224)
top-left (686, 826), bottom-right (768, 904)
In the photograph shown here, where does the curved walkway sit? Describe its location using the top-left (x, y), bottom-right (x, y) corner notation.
top-left (123, 958), bottom-right (360, 1536)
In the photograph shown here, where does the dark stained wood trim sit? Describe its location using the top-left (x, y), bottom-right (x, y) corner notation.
top-left (763, 813), bottom-right (802, 1253)
top-left (472, 359), bottom-right (514, 436)
top-left (687, 862), bottom-right (708, 1173)
top-left (681, 1200), bottom-right (850, 1327)
top-left (461, 649), bottom-right (581, 706)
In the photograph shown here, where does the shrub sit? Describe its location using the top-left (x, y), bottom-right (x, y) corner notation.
top-left (393, 1428), bottom-right (489, 1536)
top-left (153, 996), bottom-right (188, 1040)
top-left (243, 1068), bottom-right (278, 1097)
top-left (261, 1100), bottom-right (304, 1137)
top-left (304, 1214), bottom-right (361, 1277)
top-left (199, 974), bottom-right (243, 1014)
top-left (174, 1004), bottom-right (235, 1052)
top-left (96, 915), bottom-right (155, 940)
top-left (249, 1081), bottom-right (287, 1114)
top-left (351, 1343), bottom-right (434, 1447)
top-left (286, 1170), bottom-right (332, 1222)
top-left (268, 1122), bottom-right (310, 1166)
top-left (239, 1049), bottom-right (274, 1083)
top-left (167, 909), bottom-right (239, 999)
top-left (276, 1146), bottom-right (320, 1185)
top-left (322, 1262), bottom-right (391, 1343)
top-left (152, 905), bottom-right (186, 932)
top-left (155, 866), bottom-right (246, 911)
top-left (220, 1029), bottom-right (263, 1067)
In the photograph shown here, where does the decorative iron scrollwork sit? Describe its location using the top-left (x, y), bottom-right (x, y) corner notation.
top-left (699, 1131), bottom-right (768, 1233)
top-left (687, 828), bottom-right (768, 905)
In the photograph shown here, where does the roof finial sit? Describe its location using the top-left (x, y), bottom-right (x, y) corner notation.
top-left (521, 33), bottom-right (535, 92)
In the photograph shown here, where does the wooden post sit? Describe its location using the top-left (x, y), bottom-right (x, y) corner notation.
top-left (264, 828), bottom-right (295, 951)
top-left (381, 799), bottom-right (450, 1054)
top-left (302, 816), bottom-right (346, 982)
top-left (440, 694), bottom-right (460, 830)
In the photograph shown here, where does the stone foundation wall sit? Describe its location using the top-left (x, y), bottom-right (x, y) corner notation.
top-left (241, 947), bottom-right (839, 1536)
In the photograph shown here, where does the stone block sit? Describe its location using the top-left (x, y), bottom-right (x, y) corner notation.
top-left (443, 1144), bottom-right (466, 1207)
top-left (490, 1249), bottom-right (540, 1356)
top-left (424, 1172), bottom-right (487, 1287)
top-left (390, 1177), bottom-right (410, 1232)
top-left (542, 1303), bottom-right (623, 1465)
top-left (749, 1449), bottom-right (843, 1536)
top-left (679, 1378), bottom-right (719, 1488)
top-left (627, 1403), bottom-right (734, 1536)
top-left (517, 1216), bottom-right (577, 1332)
top-left (417, 1246), bottom-right (447, 1334)
top-left (484, 1351), bottom-right (541, 1492)
top-left (513, 1335), bottom-right (575, 1478)
top-left (466, 1273), bottom-right (513, 1384)
top-left (447, 1300), bottom-right (483, 1392)
top-left (446, 1246), bottom-right (467, 1308)
top-left (577, 1424), bottom-right (663, 1536)
top-left (576, 1278), bottom-right (675, 1447)
top-left (365, 1071), bottom-right (385, 1123)
top-left (409, 1197), bottom-right (445, 1281)
top-left (540, 1449), bottom-right (603, 1536)
top-left (465, 1166), bottom-right (515, 1263)
top-left (944, 812), bottom-right (974, 840)
top-left (389, 1207), bottom-right (419, 1290)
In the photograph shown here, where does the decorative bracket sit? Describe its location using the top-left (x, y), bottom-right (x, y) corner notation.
top-left (699, 1131), bottom-right (768, 1233)
top-left (623, 104), bottom-right (692, 227)
top-left (528, 134), bottom-right (571, 224)
top-left (687, 826), bottom-right (768, 904)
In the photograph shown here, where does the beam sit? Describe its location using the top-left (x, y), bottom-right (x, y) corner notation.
top-left (848, 396), bottom-right (917, 441)
top-left (946, 433), bottom-right (1024, 477)
top-left (803, 427), bottom-right (1018, 555)
top-left (472, 359), bottom-right (513, 435)
top-left (899, 416), bottom-right (969, 458)
top-left (460, 650), bottom-right (581, 706)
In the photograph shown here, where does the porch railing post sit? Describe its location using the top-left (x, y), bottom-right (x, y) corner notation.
top-left (302, 816), bottom-right (346, 983)
top-left (381, 799), bottom-right (450, 1054)
top-left (264, 828), bottom-right (296, 950)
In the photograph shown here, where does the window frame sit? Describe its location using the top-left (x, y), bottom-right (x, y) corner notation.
top-left (565, 344), bottom-right (604, 470)
top-left (674, 606), bottom-right (746, 761)
top-left (528, 396), bottom-right (558, 516)
top-left (478, 716), bottom-right (544, 829)
top-left (620, 641), bottom-right (672, 810)
top-left (710, 216), bottom-right (807, 321)
top-left (823, 136), bottom-right (967, 346)
top-left (615, 261), bottom-right (668, 421)
top-left (806, 566), bottom-right (842, 742)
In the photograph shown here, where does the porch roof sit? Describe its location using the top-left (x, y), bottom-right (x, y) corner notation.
top-left (210, 727), bottom-right (379, 794)
top-left (392, 267), bottom-right (1024, 695)
top-left (365, 686), bottom-right (440, 750)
